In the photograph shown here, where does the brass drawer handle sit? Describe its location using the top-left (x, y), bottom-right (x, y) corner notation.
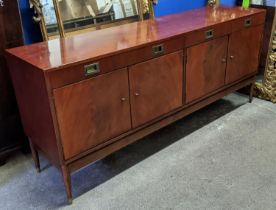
top-left (121, 97), bottom-right (127, 102)
top-left (205, 29), bottom-right (214, 39)
top-left (84, 62), bottom-right (100, 76)
top-left (152, 44), bottom-right (164, 56)
top-left (244, 18), bottom-right (252, 27)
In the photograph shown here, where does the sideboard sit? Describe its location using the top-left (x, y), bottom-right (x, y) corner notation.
top-left (5, 7), bottom-right (265, 204)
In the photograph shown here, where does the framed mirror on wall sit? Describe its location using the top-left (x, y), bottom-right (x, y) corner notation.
top-left (31, 0), bottom-right (153, 40)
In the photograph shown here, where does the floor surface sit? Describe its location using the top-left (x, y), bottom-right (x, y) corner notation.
top-left (0, 93), bottom-right (275, 210)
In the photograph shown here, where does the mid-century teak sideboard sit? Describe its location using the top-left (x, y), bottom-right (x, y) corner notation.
top-left (6, 7), bottom-right (265, 204)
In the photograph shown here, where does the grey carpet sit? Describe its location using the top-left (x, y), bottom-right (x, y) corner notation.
top-left (0, 93), bottom-right (275, 210)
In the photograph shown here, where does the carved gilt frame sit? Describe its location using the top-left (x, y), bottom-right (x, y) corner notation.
top-left (255, 9), bottom-right (276, 103)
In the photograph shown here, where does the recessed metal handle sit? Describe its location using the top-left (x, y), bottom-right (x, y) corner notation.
top-left (152, 44), bottom-right (164, 56)
top-left (84, 62), bottom-right (100, 76)
top-left (205, 29), bottom-right (214, 39)
top-left (244, 18), bottom-right (252, 27)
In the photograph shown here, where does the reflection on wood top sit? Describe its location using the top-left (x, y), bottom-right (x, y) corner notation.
top-left (6, 7), bottom-right (265, 71)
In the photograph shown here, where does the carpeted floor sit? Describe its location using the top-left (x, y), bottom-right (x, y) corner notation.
top-left (0, 93), bottom-right (275, 210)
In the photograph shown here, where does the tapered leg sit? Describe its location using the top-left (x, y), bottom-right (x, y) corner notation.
top-left (62, 165), bottom-right (73, 205)
top-left (249, 82), bottom-right (254, 103)
top-left (29, 138), bottom-right (40, 173)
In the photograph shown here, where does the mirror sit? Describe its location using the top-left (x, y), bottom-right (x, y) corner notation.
top-left (32, 0), bottom-right (152, 40)
top-left (251, 0), bottom-right (276, 6)
top-left (39, 0), bottom-right (60, 37)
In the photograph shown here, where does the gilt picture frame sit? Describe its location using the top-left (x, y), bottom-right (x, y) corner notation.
top-left (255, 7), bottom-right (276, 103)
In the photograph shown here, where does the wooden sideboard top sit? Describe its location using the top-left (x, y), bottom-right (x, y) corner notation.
top-left (6, 7), bottom-right (265, 71)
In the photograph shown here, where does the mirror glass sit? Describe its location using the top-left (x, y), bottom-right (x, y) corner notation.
top-left (40, 0), bottom-right (141, 36)
top-left (40, 0), bottom-right (60, 36)
top-left (251, 0), bottom-right (276, 6)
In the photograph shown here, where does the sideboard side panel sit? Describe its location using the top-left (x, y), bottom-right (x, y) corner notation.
top-left (6, 54), bottom-right (61, 168)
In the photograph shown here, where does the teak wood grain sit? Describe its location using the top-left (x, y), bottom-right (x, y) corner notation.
top-left (53, 68), bottom-right (132, 159)
top-left (67, 75), bottom-right (256, 173)
top-left (186, 36), bottom-right (228, 103)
top-left (225, 25), bottom-right (264, 84)
top-left (129, 51), bottom-right (183, 128)
top-left (47, 36), bottom-right (184, 89)
top-left (6, 54), bottom-right (61, 168)
top-left (5, 7), bottom-right (265, 204)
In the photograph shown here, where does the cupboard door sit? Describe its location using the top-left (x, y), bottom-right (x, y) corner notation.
top-left (53, 68), bottom-right (131, 159)
top-left (186, 36), bottom-right (228, 103)
top-left (225, 25), bottom-right (263, 84)
top-left (129, 51), bottom-right (183, 128)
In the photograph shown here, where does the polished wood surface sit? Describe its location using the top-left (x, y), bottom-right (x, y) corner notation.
top-left (6, 7), bottom-right (265, 71)
top-left (47, 36), bottom-right (184, 88)
top-left (68, 75), bottom-right (256, 173)
top-left (129, 51), bottom-right (183, 128)
top-left (6, 7), bottom-right (265, 203)
top-left (0, 0), bottom-right (26, 162)
top-left (226, 25), bottom-right (264, 84)
top-left (186, 36), bottom-right (228, 103)
top-left (6, 54), bottom-right (61, 168)
top-left (185, 22), bottom-right (229, 47)
top-left (54, 68), bottom-right (132, 159)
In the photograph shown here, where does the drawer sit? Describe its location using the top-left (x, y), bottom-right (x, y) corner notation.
top-left (185, 22), bottom-right (230, 47)
top-left (231, 12), bottom-right (266, 32)
top-left (47, 36), bottom-right (184, 89)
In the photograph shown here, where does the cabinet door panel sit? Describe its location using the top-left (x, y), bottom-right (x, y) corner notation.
top-left (186, 36), bottom-right (228, 103)
top-left (129, 51), bottom-right (183, 128)
top-left (226, 25), bottom-right (263, 84)
top-left (54, 68), bottom-right (131, 160)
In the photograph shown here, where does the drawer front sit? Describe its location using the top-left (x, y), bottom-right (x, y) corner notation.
top-left (231, 13), bottom-right (266, 32)
top-left (47, 36), bottom-right (184, 89)
top-left (185, 22), bottom-right (230, 47)
top-left (53, 68), bottom-right (132, 160)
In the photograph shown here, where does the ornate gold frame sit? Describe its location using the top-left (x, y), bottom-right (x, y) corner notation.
top-left (30, 0), bottom-right (154, 40)
top-left (207, 0), bottom-right (220, 6)
top-left (255, 10), bottom-right (276, 103)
